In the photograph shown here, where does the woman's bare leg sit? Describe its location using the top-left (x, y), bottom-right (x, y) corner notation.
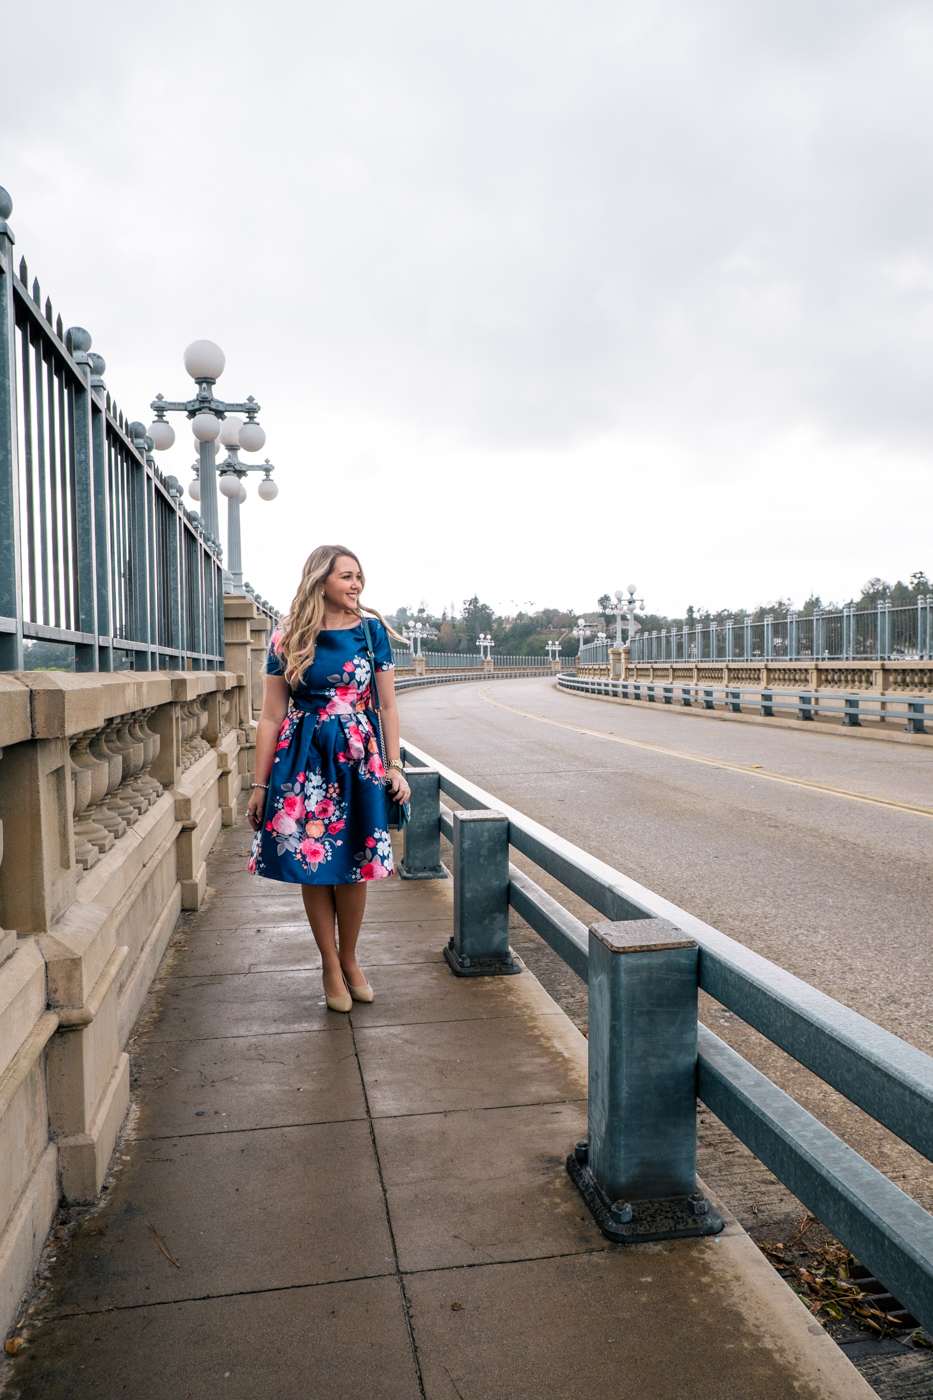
top-left (334, 884), bottom-right (368, 987)
top-left (301, 886), bottom-right (346, 999)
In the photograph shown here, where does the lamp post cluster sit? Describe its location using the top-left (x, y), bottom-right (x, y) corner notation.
top-left (404, 620), bottom-right (437, 656)
top-left (545, 639), bottom-right (561, 662)
top-left (572, 617), bottom-right (591, 650)
top-left (604, 585), bottom-right (645, 644)
top-left (148, 340), bottom-right (279, 595)
top-left (476, 632), bottom-right (495, 662)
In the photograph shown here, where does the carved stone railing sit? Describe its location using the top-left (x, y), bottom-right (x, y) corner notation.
top-left (0, 594), bottom-right (272, 1339)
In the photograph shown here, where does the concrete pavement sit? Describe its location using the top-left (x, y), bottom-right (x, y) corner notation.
top-left (2, 811), bottom-right (874, 1399)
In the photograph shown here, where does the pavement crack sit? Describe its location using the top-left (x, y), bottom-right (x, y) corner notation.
top-left (348, 1017), bottom-right (428, 1400)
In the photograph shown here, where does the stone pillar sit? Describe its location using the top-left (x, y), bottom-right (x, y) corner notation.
top-left (0, 736), bottom-right (76, 933)
top-left (609, 647), bottom-right (623, 681)
top-left (414, 655), bottom-right (426, 677)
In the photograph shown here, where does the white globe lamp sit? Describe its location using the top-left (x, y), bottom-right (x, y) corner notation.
top-left (188, 478), bottom-right (201, 501)
top-left (258, 477), bottom-right (278, 501)
top-left (219, 415), bottom-right (244, 448)
top-left (148, 419), bottom-right (175, 451)
top-left (238, 483), bottom-right (248, 504)
top-left (183, 340), bottom-right (225, 381)
top-left (191, 412), bottom-right (221, 442)
top-left (219, 473), bottom-right (241, 498)
top-left (238, 421), bottom-right (266, 453)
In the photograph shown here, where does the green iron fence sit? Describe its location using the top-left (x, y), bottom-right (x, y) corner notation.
top-left (0, 187), bottom-right (228, 671)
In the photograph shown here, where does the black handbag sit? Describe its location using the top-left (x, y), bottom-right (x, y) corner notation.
top-left (360, 616), bottom-right (410, 831)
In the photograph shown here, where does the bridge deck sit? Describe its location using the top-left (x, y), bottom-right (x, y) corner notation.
top-left (6, 818), bottom-right (873, 1399)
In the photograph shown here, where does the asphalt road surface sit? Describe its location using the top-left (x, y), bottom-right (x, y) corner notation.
top-left (397, 677), bottom-right (933, 1393)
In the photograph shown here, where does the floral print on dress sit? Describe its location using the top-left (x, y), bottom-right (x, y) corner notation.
top-left (248, 619), bottom-right (396, 886)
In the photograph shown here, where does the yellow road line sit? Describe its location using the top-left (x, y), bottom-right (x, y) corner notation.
top-left (476, 687), bottom-right (933, 819)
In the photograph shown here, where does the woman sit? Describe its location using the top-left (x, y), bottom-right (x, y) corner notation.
top-left (247, 545), bottom-right (412, 1013)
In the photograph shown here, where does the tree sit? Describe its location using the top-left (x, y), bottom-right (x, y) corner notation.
top-left (461, 596), bottom-right (495, 639)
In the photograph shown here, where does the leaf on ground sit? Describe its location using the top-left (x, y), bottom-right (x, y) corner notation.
top-left (450, 1301), bottom-right (463, 1311)
top-left (5, 1338), bottom-right (23, 1355)
top-left (148, 1224), bottom-right (181, 1267)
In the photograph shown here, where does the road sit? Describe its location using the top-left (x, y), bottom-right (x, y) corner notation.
top-left (398, 677), bottom-right (933, 1047)
top-left (397, 677), bottom-right (933, 1292)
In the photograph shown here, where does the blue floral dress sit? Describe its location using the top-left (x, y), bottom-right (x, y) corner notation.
top-left (247, 620), bottom-right (395, 885)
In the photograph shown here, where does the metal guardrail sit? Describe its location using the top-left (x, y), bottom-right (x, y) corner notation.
top-left (0, 191), bottom-right (252, 672)
top-left (557, 672), bottom-right (932, 734)
top-left (395, 668), bottom-right (553, 691)
top-left (391, 650), bottom-right (556, 669)
top-left (630, 600), bottom-right (933, 664)
top-left (398, 736), bottom-right (933, 1329)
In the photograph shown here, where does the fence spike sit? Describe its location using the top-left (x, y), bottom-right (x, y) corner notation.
top-left (32, 277), bottom-right (40, 305)
top-left (105, 392), bottom-right (111, 411)
top-left (56, 313), bottom-right (64, 340)
top-left (45, 296), bottom-right (53, 324)
top-left (18, 256), bottom-right (26, 284)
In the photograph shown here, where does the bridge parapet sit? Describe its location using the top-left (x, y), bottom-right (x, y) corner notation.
top-left (582, 655), bottom-right (933, 695)
top-left (0, 596), bottom-right (272, 1336)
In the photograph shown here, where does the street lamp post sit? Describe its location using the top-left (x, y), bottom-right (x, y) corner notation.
top-left (476, 632), bottom-right (494, 662)
top-left (216, 415), bottom-right (278, 594)
top-left (572, 617), bottom-right (591, 653)
top-left (606, 590), bottom-right (628, 645)
top-left (148, 340), bottom-right (269, 544)
top-left (624, 584), bottom-right (646, 654)
top-left (546, 639), bottom-right (561, 662)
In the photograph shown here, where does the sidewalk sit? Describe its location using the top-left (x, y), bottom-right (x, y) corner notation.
top-left (2, 816), bottom-right (874, 1399)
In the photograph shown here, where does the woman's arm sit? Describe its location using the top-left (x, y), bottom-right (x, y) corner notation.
top-left (375, 668), bottom-right (411, 804)
top-left (247, 675), bottom-right (291, 830)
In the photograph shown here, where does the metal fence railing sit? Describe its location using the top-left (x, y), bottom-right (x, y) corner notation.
top-left (0, 189), bottom-right (275, 672)
top-left (556, 671), bottom-right (932, 733)
top-left (630, 601), bottom-right (933, 665)
top-left (578, 640), bottom-right (610, 665)
top-left (398, 737), bottom-right (933, 1333)
top-left (392, 650), bottom-right (557, 669)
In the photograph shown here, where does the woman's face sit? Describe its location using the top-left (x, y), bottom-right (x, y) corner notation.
top-left (324, 555), bottom-right (363, 613)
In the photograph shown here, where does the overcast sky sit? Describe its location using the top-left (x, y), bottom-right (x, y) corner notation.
top-left (3, 0), bottom-right (932, 619)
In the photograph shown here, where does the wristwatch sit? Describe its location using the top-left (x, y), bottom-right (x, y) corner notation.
top-left (386, 758), bottom-right (404, 771)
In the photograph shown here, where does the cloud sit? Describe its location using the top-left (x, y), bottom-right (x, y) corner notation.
top-left (2, 0), bottom-right (931, 617)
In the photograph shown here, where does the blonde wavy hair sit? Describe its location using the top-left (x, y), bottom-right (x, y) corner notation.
top-left (274, 545), bottom-right (405, 687)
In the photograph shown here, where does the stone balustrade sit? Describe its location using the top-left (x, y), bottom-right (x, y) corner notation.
top-left (0, 596), bottom-right (271, 1338)
top-left (582, 649), bottom-right (933, 694)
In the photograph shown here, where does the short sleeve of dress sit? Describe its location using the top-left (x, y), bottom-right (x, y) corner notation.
top-left (265, 627), bottom-right (286, 676)
top-left (372, 620), bottom-right (395, 671)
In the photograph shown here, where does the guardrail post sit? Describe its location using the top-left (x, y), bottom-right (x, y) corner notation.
top-left (444, 809), bottom-right (519, 977)
top-left (843, 696), bottom-right (861, 727)
top-left (681, 686), bottom-right (691, 706)
top-left (703, 687), bottom-right (714, 710)
top-left (798, 693), bottom-right (814, 721)
top-left (905, 701), bottom-right (926, 736)
top-left (567, 918), bottom-right (722, 1242)
top-left (760, 690), bottom-right (773, 717)
top-left (399, 767), bottom-right (446, 879)
top-left (728, 688), bottom-right (741, 713)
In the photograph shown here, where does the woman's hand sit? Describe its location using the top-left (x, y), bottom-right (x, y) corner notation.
top-left (247, 787), bottom-right (267, 831)
top-left (386, 769), bottom-right (411, 805)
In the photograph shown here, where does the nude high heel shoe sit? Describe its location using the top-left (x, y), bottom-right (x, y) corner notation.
top-left (324, 974), bottom-right (352, 1013)
top-left (346, 978), bottom-right (374, 1003)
